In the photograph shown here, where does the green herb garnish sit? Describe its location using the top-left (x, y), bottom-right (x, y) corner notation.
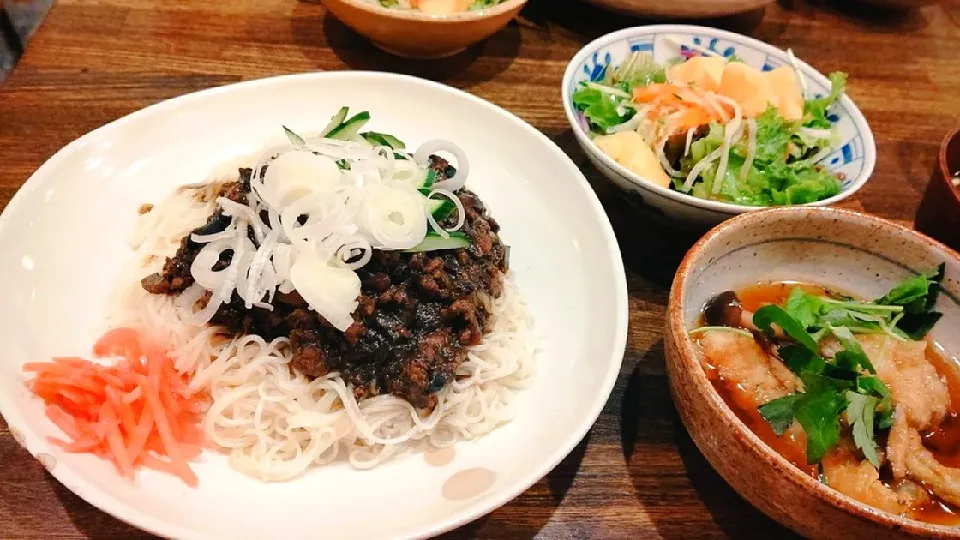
top-left (845, 391), bottom-right (880, 467)
top-left (875, 263), bottom-right (945, 339)
top-left (755, 266), bottom-right (945, 466)
top-left (283, 125), bottom-right (306, 147)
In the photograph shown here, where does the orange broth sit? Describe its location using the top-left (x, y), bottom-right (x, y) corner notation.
top-left (697, 281), bottom-right (960, 525)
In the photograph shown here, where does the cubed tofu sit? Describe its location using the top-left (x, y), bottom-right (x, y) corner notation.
top-left (718, 62), bottom-right (777, 118)
top-left (593, 131), bottom-right (672, 189)
top-left (764, 66), bottom-right (804, 121)
top-left (667, 56), bottom-right (725, 93)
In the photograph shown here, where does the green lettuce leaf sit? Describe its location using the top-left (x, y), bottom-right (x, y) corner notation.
top-left (572, 85), bottom-right (633, 133)
top-left (803, 72), bottom-right (847, 129)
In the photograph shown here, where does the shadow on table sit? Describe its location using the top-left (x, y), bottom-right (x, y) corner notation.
top-left (778, 0), bottom-right (932, 32)
top-left (549, 128), bottom-right (705, 288)
top-left (618, 350), bottom-right (799, 539)
top-left (290, 2), bottom-right (521, 85)
top-left (47, 472), bottom-right (159, 540)
top-left (675, 430), bottom-right (802, 539)
top-left (439, 432), bottom-right (592, 539)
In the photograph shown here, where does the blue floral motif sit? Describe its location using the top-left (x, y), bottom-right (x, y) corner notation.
top-left (630, 41), bottom-right (654, 53)
top-left (681, 36), bottom-right (736, 59)
top-left (810, 92), bottom-right (841, 124)
top-left (582, 50), bottom-right (612, 82)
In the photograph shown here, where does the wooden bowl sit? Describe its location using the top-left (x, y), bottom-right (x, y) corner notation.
top-left (584, 0), bottom-right (773, 18)
top-left (320, 0), bottom-right (527, 59)
top-left (665, 206), bottom-right (960, 539)
top-left (915, 124), bottom-right (960, 252)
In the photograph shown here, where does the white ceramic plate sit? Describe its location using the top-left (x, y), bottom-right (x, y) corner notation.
top-left (0, 72), bottom-right (628, 540)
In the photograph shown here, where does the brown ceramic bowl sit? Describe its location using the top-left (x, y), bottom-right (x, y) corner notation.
top-left (320, 0), bottom-right (527, 59)
top-left (916, 124), bottom-right (960, 252)
top-left (665, 206), bottom-right (960, 539)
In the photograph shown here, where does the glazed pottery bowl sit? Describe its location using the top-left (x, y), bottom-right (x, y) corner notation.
top-left (320, 0), bottom-right (527, 59)
top-left (665, 206), bottom-right (960, 539)
top-left (915, 124), bottom-right (960, 252)
top-left (561, 25), bottom-right (876, 228)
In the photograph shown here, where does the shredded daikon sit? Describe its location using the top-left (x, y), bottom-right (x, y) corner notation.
top-left (787, 48), bottom-right (808, 99)
top-left (805, 145), bottom-right (834, 165)
top-left (609, 114), bottom-right (641, 135)
top-left (700, 92), bottom-right (731, 123)
top-left (709, 95), bottom-right (743, 196)
top-left (681, 147), bottom-right (723, 193)
top-left (684, 128), bottom-right (696, 158)
top-left (656, 137), bottom-right (683, 178)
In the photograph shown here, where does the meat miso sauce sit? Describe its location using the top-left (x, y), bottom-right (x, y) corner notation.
top-left (691, 267), bottom-right (960, 525)
top-left (142, 155), bottom-right (507, 409)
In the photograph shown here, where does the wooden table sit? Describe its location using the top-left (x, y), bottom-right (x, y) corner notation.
top-left (1, 0), bottom-right (959, 538)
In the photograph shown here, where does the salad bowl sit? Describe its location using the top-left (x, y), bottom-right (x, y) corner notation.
top-left (320, 0), bottom-right (527, 59)
top-left (562, 25), bottom-right (876, 227)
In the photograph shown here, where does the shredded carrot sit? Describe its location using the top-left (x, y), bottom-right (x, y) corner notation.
top-left (674, 107), bottom-right (714, 132)
top-left (632, 82), bottom-right (737, 144)
top-left (23, 328), bottom-right (208, 487)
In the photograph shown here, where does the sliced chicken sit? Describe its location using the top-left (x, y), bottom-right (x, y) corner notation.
top-left (888, 406), bottom-right (960, 507)
top-left (823, 452), bottom-right (905, 514)
top-left (698, 330), bottom-right (800, 407)
top-left (858, 334), bottom-right (949, 430)
top-left (887, 407), bottom-right (911, 480)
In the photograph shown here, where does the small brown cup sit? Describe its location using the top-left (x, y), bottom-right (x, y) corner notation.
top-left (915, 124), bottom-right (960, 251)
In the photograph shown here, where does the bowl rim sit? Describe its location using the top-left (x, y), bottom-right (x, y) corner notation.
top-left (561, 24), bottom-right (877, 216)
top-left (938, 122), bottom-right (960, 203)
top-left (667, 205), bottom-right (960, 537)
top-left (323, 0), bottom-right (528, 21)
top-left (0, 70), bottom-right (630, 540)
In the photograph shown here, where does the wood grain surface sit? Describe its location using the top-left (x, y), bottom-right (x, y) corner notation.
top-left (1, 0), bottom-right (959, 538)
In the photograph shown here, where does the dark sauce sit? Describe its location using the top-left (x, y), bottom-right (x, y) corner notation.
top-left (698, 281), bottom-right (960, 525)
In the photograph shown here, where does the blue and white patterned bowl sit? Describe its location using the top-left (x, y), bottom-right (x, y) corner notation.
top-left (561, 25), bottom-right (877, 227)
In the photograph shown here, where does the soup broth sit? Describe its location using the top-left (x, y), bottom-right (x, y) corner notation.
top-left (696, 281), bottom-right (960, 524)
